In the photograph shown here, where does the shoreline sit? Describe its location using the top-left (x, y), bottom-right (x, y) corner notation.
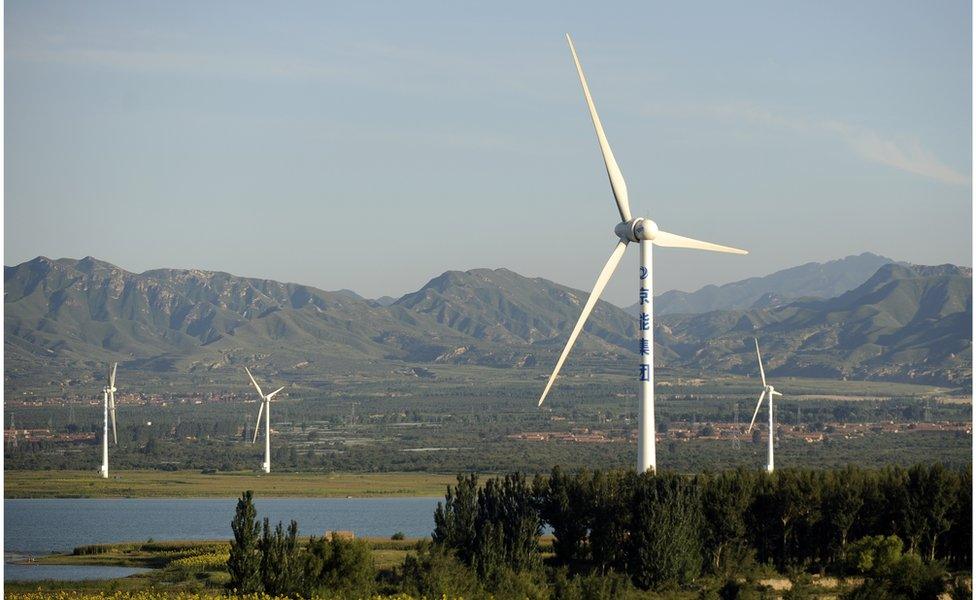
top-left (4, 470), bottom-right (459, 499)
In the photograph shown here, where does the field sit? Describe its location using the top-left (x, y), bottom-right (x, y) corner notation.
top-left (5, 368), bottom-right (970, 483)
top-left (3, 470), bottom-right (458, 499)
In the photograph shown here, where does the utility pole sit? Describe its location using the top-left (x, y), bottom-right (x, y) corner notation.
top-left (732, 402), bottom-right (740, 450)
top-left (8, 413), bottom-right (17, 449)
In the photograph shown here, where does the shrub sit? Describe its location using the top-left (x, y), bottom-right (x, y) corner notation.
top-left (303, 532), bottom-right (376, 598)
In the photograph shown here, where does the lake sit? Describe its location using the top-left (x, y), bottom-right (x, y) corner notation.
top-left (5, 563), bottom-right (152, 582)
top-left (5, 497), bottom-right (440, 580)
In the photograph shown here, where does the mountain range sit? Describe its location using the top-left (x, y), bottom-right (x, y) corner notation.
top-left (632, 252), bottom-right (897, 315)
top-left (4, 254), bottom-right (971, 390)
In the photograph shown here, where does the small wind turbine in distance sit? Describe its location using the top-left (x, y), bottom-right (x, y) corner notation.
top-left (245, 367), bottom-right (284, 474)
top-left (748, 338), bottom-right (782, 473)
top-left (537, 34), bottom-right (748, 473)
top-left (100, 362), bottom-right (118, 479)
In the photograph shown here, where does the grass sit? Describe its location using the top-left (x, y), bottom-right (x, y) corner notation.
top-left (4, 470), bottom-right (460, 499)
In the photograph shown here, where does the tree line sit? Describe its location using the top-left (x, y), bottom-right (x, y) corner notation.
top-left (226, 463), bottom-right (969, 598)
top-left (432, 464), bottom-right (969, 595)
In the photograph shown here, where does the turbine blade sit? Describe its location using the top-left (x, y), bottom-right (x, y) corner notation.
top-left (252, 402), bottom-right (264, 444)
top-left (267, 386), bottom-right (285, 400)
top-left (755, 338), bottom-right (766, 387)
top-left (652, 231), bottom-right (748, 254)
top-left (566, 34), bottom-right (632, 222)
top-left (539, 239), bottom-right (629, 406)
top-left (109, 363), bottom-right (117, 388)
top-left (109, 390), bottom-right (118, 445)
top-left (748, 389), bottom-right (766, 433)
top-left (771, 390), bottom-right (783, 396)
top-left (245, 367), bottom-right (265, 399)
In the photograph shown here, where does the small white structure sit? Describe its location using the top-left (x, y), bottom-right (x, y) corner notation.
top-left (537, 35), bottom-right (748, 473)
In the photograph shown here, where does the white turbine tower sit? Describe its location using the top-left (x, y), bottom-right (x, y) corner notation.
top-left (748, 338), bottom-right (782, 473)
top-left (537, 35), bottom-right (748, 473)
top-left (100, 385), bottom-right (109, 479)
top-left (245, 367), bottom-right (284, 474)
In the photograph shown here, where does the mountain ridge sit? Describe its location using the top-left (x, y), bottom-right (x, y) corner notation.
top-left (4, 255), bottom-right (971, 389)
top-left (638, 252), bottom-right (898, 315)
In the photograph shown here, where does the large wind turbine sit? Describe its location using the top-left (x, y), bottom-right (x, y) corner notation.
top-left (537, 35), bottom-right (748, 473)
top-left (245, 367), bottom-right (284, 474)
top-left (748, 338), bottom-right (782, 473)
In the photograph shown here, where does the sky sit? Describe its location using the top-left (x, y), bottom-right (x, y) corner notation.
top-left (5, 1), bottom-right (972, 306)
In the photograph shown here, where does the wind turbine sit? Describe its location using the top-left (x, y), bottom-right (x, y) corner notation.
top-left (99, 363), bottom-right (117, 479)
top-left (748, 338), bottom-right (782, 473)
top-left (107, 363), bottom-right (118, 445)
top-left (537, 35), bottom-right (748, 474)
top-left (245, 367), bottom-right (284, 474)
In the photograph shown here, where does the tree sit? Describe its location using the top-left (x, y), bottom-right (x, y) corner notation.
top-left (822, 467), bottom-right (864, 563)
top-left (700, 469), bottom-right (755, 572)
top-left (842, 553), bottom-right (947, 600)
top-left (227, 490), bottom-right (262, 593)
top-left (844, 535), bottom-right (903, 576)
top-left (432, 473), bottom-right (479, 564)
top-left (628, 472), bottom-right (703, 589)
top-left (400, 540), bottom-right (482, 598)
top-left (257, 518), bottom-right (304, 595)
top-left (475, 472), bottom-right (541, 576)
top-left (587, 469), bottom-right (635, 574)
top-left (911, 464), bottom-right (957, 561)
top-left (303, 533), bottom-right (376, 597)
top-left (537, 466), bottom-right (590, 567)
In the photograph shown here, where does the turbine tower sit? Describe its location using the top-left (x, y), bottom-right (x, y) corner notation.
top-left (748, 338), bottom-right (782, 473)
top-left (537, 35), bottom-right (748, 473)
top-left (100, 385), bottom-right (109, 479)
top-left (245, 367), bottom-right (284, 474)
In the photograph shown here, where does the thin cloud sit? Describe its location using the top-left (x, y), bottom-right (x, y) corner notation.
top-left (645, 102), bottom-right (970, 186)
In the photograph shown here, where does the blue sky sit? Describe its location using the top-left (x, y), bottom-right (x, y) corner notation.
top-left (6, 1), bottom-right (971, 306)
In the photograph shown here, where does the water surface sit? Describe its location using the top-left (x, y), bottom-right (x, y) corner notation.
top-left (5, 563), bottom-right (152, 582)
top-left (5, 497), bottom-right (440, 581)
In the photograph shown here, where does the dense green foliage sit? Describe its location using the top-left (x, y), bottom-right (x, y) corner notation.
top-left (434, 473), bottom-right (541, 585)
top-left (226, 492), bottom-right (376, 598)
top-left (434, 465), bottom-right (969, 594)
top-left (217, 464), bottom-right (969, 598)
top-left (302, 534), bottom-right (376, 598)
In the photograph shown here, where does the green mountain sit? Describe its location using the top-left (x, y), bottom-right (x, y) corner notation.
top-left (658, 263), bottom-right (972, 386)
top-left (394, 268), bottom-right (632, 349)
top-left (646, 252), bottom-right (895, 315)
top-left (4, 256), bottom-right (971, 390)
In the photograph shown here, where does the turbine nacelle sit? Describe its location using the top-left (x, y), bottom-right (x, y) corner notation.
top-left (614, 218), bottom-right (659, 243)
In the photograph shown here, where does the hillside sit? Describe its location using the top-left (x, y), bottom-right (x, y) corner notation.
top-left (4, 256), bottom-right (971, 390)
top-left (658, 263), bottom-right (972, 385)
top-left (645, 252), bottom-right (895, 315)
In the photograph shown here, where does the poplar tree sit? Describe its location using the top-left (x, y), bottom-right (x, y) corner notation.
top-left (227, 490), bottom-right (262, 593)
